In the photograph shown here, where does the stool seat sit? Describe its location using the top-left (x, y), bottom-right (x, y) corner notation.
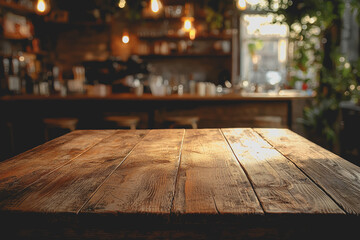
top-left (104, 116), bottom-right (140, 130)
top-left (43, 118), bottom-right (79, 141)
top-left (253, 116), bottom-right (282, 128)
top-left (165, 116), bottom-right (199, 129)
top-left (43, 118), bottom-right (79, 130)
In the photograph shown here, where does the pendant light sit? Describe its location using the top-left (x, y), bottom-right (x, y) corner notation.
top-left (122, 32), bottom-right (130, 44)
top-left (182, 3), bottom-right (194, 33)
top-left (150, 0), bottom-right (162, 13)
top-left (35, 0), bottom-right (51, 15)
top-left (236, 0), bottom-right (247, 10)
top-left (118, 0), bottom-right (126, 9)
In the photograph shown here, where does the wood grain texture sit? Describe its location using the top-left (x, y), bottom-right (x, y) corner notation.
top-left (255, 128), bottom-right (360, 215)
top-left (0, 130), bottom-right (115, 202)
top-left (82, 129), bottom-right (185, 214)
top-left (222, 128), bottom-right (344, 214)
top-left (172, 129), bottom-right (263, 215)
top-left (0, 130), bottom-right (148, 212)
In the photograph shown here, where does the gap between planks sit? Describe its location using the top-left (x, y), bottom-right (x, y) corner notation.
top-left (253, 128), bottom-right (347, 215)
top-left (169, 129), bottom-right (186, 215)
top-left (219, 128), bottom-right (266, 214)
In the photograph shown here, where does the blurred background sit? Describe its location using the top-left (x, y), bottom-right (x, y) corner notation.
top-left (0, 0), bottom-right (360, 165)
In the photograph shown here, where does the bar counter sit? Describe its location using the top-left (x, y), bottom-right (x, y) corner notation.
top-left (0, 92), bottom-right (312, 159)
top-left (0, 92), bottom-right (311, 101)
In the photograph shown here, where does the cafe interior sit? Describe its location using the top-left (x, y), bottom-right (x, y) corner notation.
top-left (1, 1), bottom-right (360, 239)
top-left (0, 0), bottom-right (359, 163)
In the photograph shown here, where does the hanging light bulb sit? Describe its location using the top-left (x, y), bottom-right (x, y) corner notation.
top-left (122, 32), bottom-right (130, 44)
top-left (118, 0), bottom-right (126, 8)
top-left (184, 19), bottom-right (193, 32)
top-left (151, 0), bottom-right (162, 13)
top-left (236, 0), bottom-right (247, 10)
top-left (182, 3), bottom-right (195, 33)
top-left (35, 0), bottom-right (50, 15)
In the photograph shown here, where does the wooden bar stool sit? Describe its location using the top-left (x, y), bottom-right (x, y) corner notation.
top-left (253, 116), bottom-right (282, 128)
top-left (165, 116), bottom-right (199, 129)
top-left (43, 118), bottom-right (78, 141)
top-left (104, 116), bottom-right (140, 130)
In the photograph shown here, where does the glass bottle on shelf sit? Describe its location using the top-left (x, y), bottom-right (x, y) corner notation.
top-left (7, 55), bottom-right (21, 95)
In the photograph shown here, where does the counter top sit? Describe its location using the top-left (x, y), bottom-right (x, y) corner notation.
top-left (0, 92), bottom-right (313, 102)
top-left (0, 128), bottom-right (358, 239)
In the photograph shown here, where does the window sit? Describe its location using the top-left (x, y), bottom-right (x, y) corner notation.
top-left (240, 13), bottom-right (289, 91)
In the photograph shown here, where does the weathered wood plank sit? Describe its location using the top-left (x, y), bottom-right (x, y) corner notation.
top-left (0, 130), bottom-right (149, 212)
top-left (0, 130), bottom-right (115, 202)
top-left (172, 129), bottom-right (263, 215)
top-left (255, 128), bottom-right (360, 215)
top-left (82, 129), bottom-right (185, 214)
top-left (222, 128), bottom-right (344, 214)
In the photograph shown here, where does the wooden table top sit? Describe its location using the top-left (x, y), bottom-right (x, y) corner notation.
top-left (1, 128), bottom-right (359, 239)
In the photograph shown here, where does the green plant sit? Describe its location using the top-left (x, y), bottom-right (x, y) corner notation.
top-left (266, 0), bottom-right (360, 147)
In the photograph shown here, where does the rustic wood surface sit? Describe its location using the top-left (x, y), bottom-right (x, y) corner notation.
top-left (0, 128), bottom-right (359, 239)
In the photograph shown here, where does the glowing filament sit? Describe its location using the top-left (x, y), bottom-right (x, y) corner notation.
top-left (122, 33), bottom-right (129, 44)
top-left (37, 0), bottom-right (46, 13)
top-left (189, 28), bottom-right (196, 40)
top-left (184, 19), bottom-right (192, 32)
top-left (118, 0), bottom-right (126, 8)
top-left (237, 0), bottom-right (246, 10)
top-left (151, 0), bottom-right (161, 13)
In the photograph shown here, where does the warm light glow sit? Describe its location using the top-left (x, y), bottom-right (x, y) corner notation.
top-left (252, 55), bottom-right (260, 65)
top-left (278, 39), bottom-right (287, 63)
top-left (122, 33), bottom-right (129, 44)
top-left (246, 0), bottom-right (261, 5)
top-left (237, 0), bottom-right (247, 10)
top-left (118, 0), bottom-right (126, 8)
top-left (184, 19), bottom-right (192, 32)
top-left (245, 14), bottom-right (288, 37)
top-left (35, 0), bottom-right (50, 15)
top-left (37, 0), bottom-right (46, 12)
top-left (151, 0), bottom-right (162, 13)
top-left (189, 28), bottom-right (196, 40)
top-left (19, 56), bottom-right (25, 62)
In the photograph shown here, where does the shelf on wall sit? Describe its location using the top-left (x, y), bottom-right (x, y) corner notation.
top-left (138, 53), bottom-right (231, 59)
top-left (0, 1), bottom-right (35, 15)
top-left (138, 34), bottom-right (232, 41)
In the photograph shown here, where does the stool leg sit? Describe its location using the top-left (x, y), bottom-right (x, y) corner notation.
top-left (44, 126), bottom-right (49, 141)
top-left (6, 122), bottom-right (15, 154)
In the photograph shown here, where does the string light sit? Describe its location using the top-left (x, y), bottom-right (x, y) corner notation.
top-left (118, 0), bottom-right (126, 8)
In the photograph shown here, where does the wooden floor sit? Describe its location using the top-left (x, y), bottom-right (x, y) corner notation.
top-left (0, 128), bottom-right (359, 239)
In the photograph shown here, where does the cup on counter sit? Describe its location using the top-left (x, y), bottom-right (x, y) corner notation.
top-left (178, 84), bottom-right (184, 95)
top-left (189, 80), bottom-right (196, 95)
top-left (149, 75), bottom-right (166, 96)
top-left (196, 82), bottom-right (206, 96)
top-left (206, 83), bottom-right (217, 96)
top-left (134, 84), bottom-right (144, 96)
